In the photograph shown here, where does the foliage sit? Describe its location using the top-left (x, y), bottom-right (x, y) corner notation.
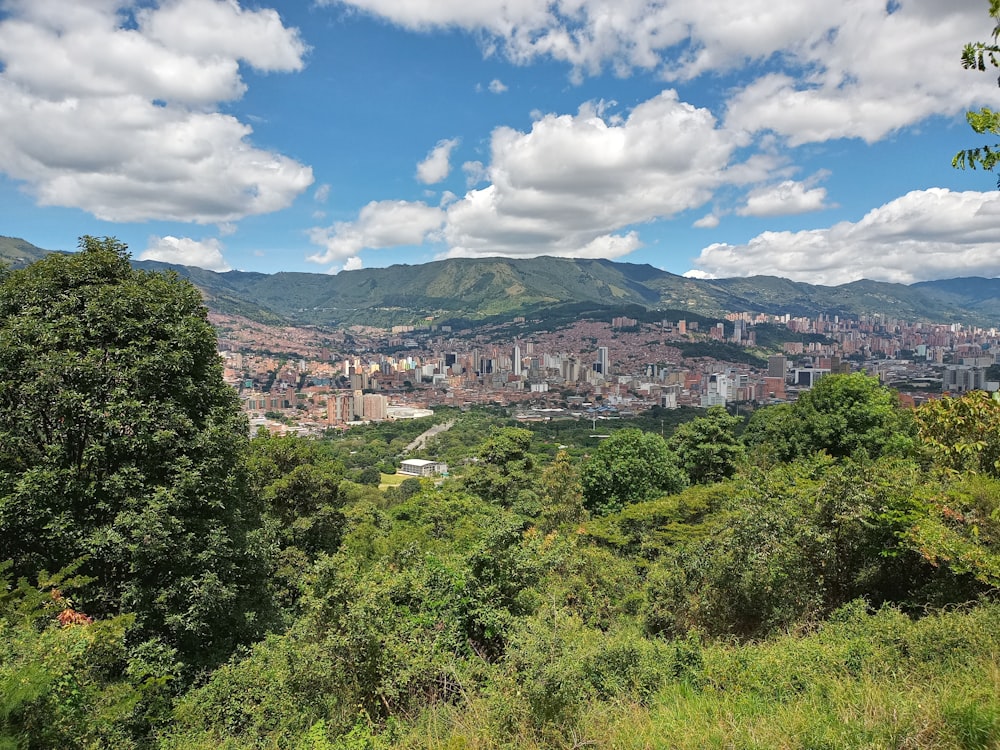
top-left (153, 401), bottom-right (1000, 748)
top-left (906, 473), bottom-right (1000, 589)
top-left (644, 455), bottom-right (931, 638)
top-left (249, 432), bottom-right (347, 614)
top-left (667, 406), bottom-right (744, 484)
top-left (953, 0), bottom-right (1000, 182)
top-left (537, 450), bottom-right (587, 531)
top-left (371, 603), bottom-right (1000, 750)
top-left (0, 237), bottom-right (270, 674)
top-left (581, 428), bottom-right (687, 515)
top-left (743, 373), bottom-right (915, 462)
top-left (677, 340), bottom-right (767, 368)
top-left (462, 427), bottom-right (539, 508)
top-left (914, 390), bottom-right (1000, 477)
top-left (0, 562), bottom-right (153, 750)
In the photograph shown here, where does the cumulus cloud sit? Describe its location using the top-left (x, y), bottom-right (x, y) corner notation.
top-left (307, 199), bottom-right (446, 265)
top-left (737, 178), bottom-right (831, 217)
top-left (462, 160), bottom-right (488, 187)
top-left (440, 90), bottom-right (745, 259)
top-left (416, 138), bottom-right (460, 184)
top-left (693, 213), bottom-right (720, 229)
top-left (312, 90), bottom-right (749, 264)
top-left (488, 78), bottom-right (508, 93)
top-left (0, 0), bottom-right (313, 223)
top-left (323, 0), bottom-right (999, 145)
top-left (140, 235), bottom-right (231, 271)
top-left (690, 189), bottom-right (1000, 285)
top-left (723, 2), bottom-right (1000, 144)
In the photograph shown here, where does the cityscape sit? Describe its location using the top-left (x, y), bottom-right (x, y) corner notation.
top-left (220, 307), bottom-right (1000, 435)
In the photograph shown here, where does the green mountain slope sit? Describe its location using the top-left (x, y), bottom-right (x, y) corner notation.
top-left (5, 235), bottom-right (1000, 327)
top-left (0, 236), bottom-right (53, 267)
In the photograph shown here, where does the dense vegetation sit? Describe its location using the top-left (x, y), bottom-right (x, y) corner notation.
top-left (2, 243), bottom-right (999, 749)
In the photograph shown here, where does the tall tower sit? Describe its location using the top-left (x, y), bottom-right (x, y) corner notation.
top-left (513, 344), bottom-right (522, 376)
top-left (597, 346), bottom-right (610, 377)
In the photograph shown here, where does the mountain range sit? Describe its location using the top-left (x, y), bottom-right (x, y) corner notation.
top-left (4, 235), bottom-right (999, 329)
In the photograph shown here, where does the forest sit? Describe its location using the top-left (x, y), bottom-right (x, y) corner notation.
top-left (1, 240), bottom-right (999, 749)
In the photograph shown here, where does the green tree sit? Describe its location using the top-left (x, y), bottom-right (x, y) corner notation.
top-left (538, 450), bottom-right (587, 531)
top-left (914, 390), bottom-right (1000, 477)
top-left (953, 0), bottom-right (1000, 181)
top-left (581, 429), bottom-right (687, 516)
top-left (251, 437), bottom-right (346, 612)
top-left (463, 427), bottom-right (539, 507)
top-left (668, 406), bottom-right (744, 484)
top-left (741, 402), bottom-right (801, 463)
top-left (0, 237), bottom-right (270, 673)
top-left (358, 465), bottom-right (382, 486)
top-left (743, 373), bottom-right (914, 462)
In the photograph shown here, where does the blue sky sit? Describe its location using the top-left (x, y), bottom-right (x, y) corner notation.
top-left (1, 0), bottom-right (1000, 285)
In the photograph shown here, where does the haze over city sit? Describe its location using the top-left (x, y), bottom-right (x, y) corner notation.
top-left (1, 0), bottom-right (999, 285)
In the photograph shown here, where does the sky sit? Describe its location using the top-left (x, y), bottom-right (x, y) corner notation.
top-left (1, 0), bottom-right (1000, 286)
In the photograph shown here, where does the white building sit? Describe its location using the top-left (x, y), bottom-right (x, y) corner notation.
top-left (399, 459), bottom-right (448, 477)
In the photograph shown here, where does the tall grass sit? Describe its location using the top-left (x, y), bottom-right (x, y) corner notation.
top-left (387, 603), bottom-right (1000, 750)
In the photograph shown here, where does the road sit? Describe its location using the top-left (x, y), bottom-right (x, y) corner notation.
top-left (403, 419), bottom-right (455, 453)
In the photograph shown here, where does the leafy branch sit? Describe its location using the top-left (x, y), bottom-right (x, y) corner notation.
top-left (954, 0), bottom-right (1000, 181)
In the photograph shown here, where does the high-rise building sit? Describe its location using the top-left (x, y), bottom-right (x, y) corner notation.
top-left (597, 346), bottom-right (610, 376)
top-left (513, 344), bottom-right (522, 376)
top-left (944, 365), bottom-right (985, 393)
top-left (362, 393), bottom-right (388, 421)
top-left (768, 355), bottom-right (787, 380)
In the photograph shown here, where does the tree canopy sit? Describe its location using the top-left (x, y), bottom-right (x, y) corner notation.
top-left (0, 237), bottom-right (269, 672)
top-left (581, 428), bottom-right (687, 515)
top-left (743, 373), bottom-right (914, 462)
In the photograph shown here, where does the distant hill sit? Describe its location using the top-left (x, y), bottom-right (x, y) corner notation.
top-left (0, 236), bottom-right (53, 267)
top-left (5, 235), bottom-right (1000, 328)
top-left (137, 255), bottom-right (1000, 329)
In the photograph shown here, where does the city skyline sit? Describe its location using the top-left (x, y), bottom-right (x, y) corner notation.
top-left (1, 0), bottom-right (999, 285)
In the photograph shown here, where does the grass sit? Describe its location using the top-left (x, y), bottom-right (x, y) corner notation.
top-left (387, 604), bottom-right (1000, 750)
top-left (379, 472), bottom-right (408, 490)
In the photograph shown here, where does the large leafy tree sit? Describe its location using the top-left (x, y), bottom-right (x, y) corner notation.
top-left (667, 406), bottom-right (744, 484)
top-left (581, 428), bottom-right (687, 515)
top-left (0, 237), bottom-right (270, 672)
top-left (744, 373), bottom-right (914, 462)
top-left (953, 0), bottom-right (1000, 181)
top-left (463, 427), bottom-right (539, 506)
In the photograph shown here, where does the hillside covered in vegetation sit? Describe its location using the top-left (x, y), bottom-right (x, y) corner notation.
top-left (7, 235), bottom-right (1000, 328)
top-left (1, 241), bottom-right (999, 749)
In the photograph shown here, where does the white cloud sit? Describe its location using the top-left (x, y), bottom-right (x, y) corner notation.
top-left (488, 78), bottom-right (508, 93)
top-left (690, 189), bottom-right (1000, 285)
top-left (140, 235), bottom-right (231, 271)
top-left (343, 256), bottom-right (364, 271)
top-left (318, 89), bottom-right (750, 263)
top-left (693, 213), bottom-right (720, 229)
top-left (0, 0), bottom-right (313, 223)
top-left (314, 184), bottom-right (331, 203)
top-left (441, 90), bottom-right (745, 259)
top-left (737, 179), bottom-right (831, 217)
top-left (462, 160), bottom-right (488, 187)
top-left (683, 268), bottom-right (715, 279)
top-left (416, 138), bottom-right (460, 184)
top-left (307, 200), bottom-right (446, 265)
top-left (324, 1), bottom-right (1000, 145)
top-left (723, 2), bottom-right (1000, 144)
